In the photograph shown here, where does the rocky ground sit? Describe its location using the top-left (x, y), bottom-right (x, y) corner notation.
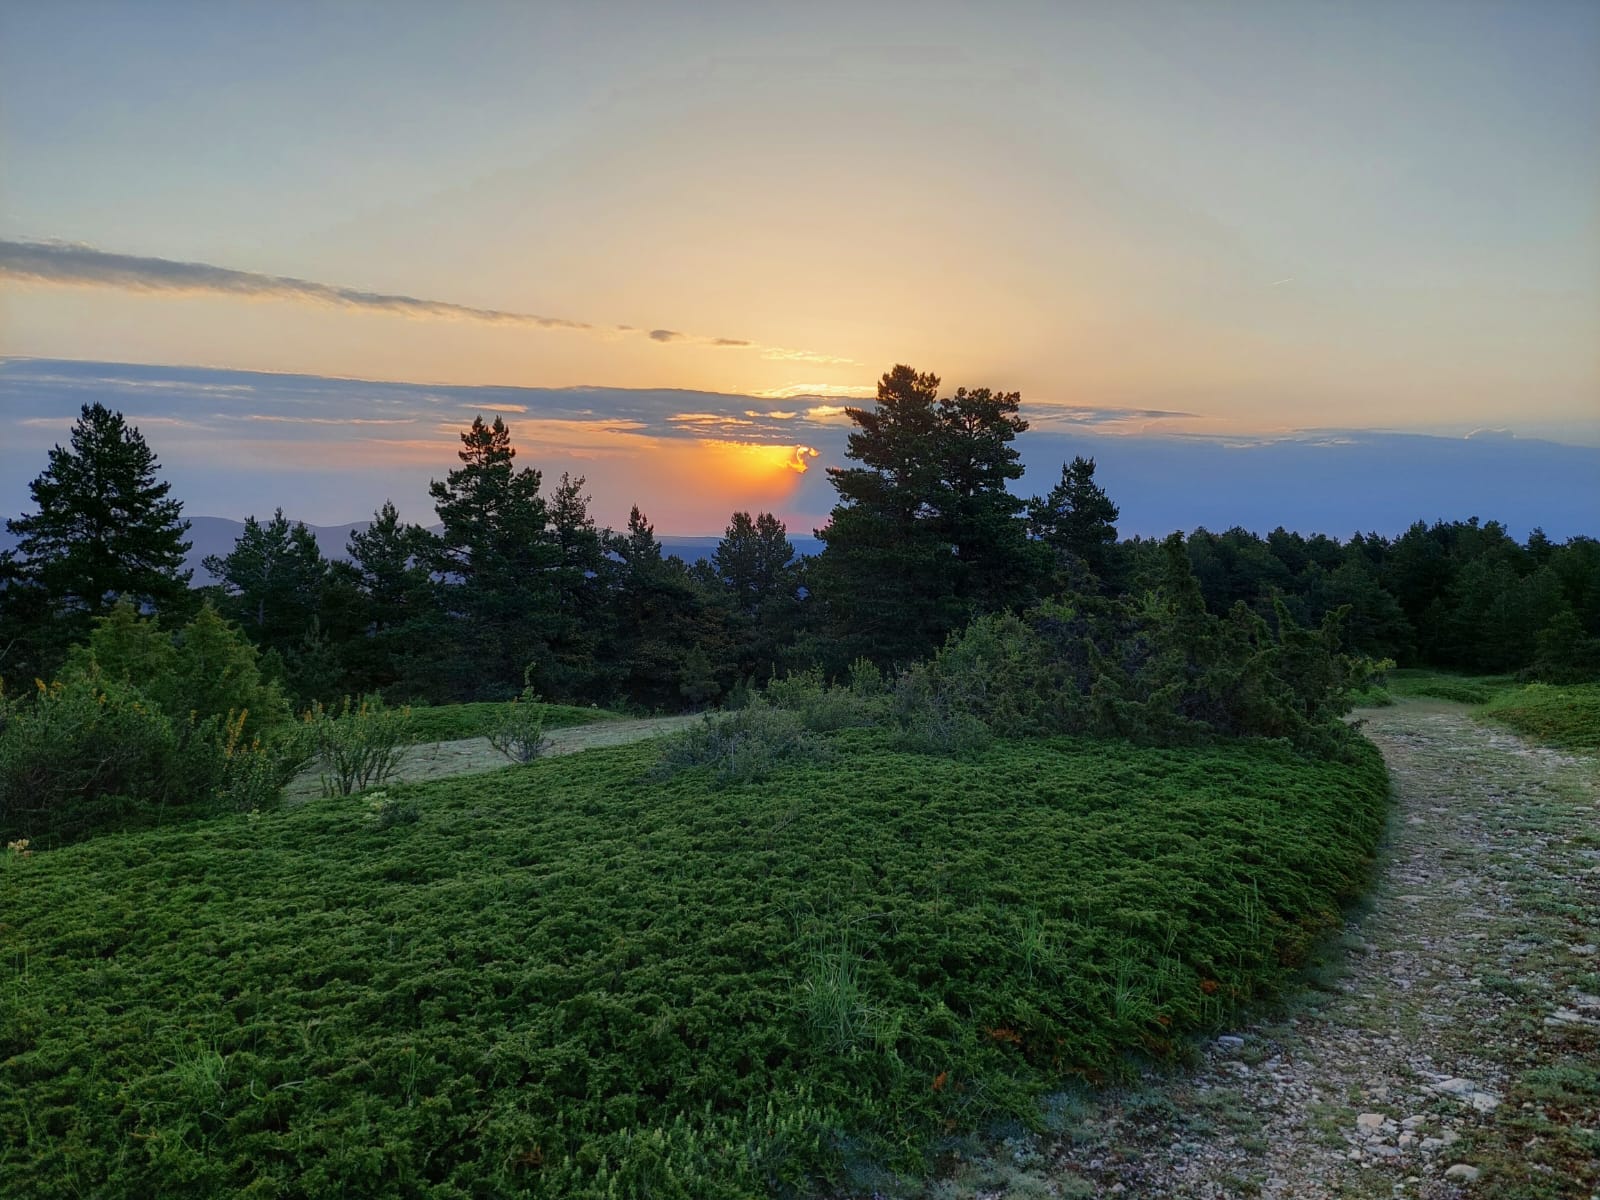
top-left (921, 701), bottom-right (1600, 1199)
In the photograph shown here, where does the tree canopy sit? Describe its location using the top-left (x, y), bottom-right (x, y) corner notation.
top-left (813, 364), bottom-right (1045, 666)
top-left (5, 402), bottom-right (192, 629)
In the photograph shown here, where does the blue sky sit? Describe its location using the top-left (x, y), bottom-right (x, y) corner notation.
top-left (1, 1), bottom-right (1596, 534)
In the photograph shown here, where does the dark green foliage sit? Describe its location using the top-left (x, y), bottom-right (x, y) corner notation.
top-left (0, 669), bottom-right (180, 844)
top-left (657, 698), bottom-right (816, 784)
top-left (429, 416), bottom-right (561, 697)
top-left (710, 511), bottom-right (802, 684)
top-left (201, 508), bottom-right (340, 703)
top-left (542, 473), bottom-right (611, 699)
top-left (600, 508), bottom-right (734, 709)
top-left (1, 403), bottom-right (192, 673)
top-left (1027, 455), bottom-right (1121, 588)
top-left (0, 603), bottom-right (299, 844)
top-left (0, 731), bottom-right (1388, 1197)
top-left (68, 600), bottom-right (291, 741)
top-left (340, 500), bottom-right (446, 696)
top-left (714, 511), bottom-right (796, 616)
top-left (813, 365), bottom-right (1047, 668)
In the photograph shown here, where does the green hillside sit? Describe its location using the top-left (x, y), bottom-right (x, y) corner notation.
top-left (1, 730), bottom-right (1388, 1198)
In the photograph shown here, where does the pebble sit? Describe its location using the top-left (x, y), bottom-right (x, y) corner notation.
top-left (1357, 1113), bottom-right (1387, 1132)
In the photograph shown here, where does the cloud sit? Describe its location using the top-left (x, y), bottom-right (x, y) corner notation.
top-left (1025, 400), bottom-right (1200, 428)
top-left (477, 402), bottom-right (529, 413)
top-left (756, 382), bottom-right (877, 400)
top-left (0, 238), bottom-right (597, 331)
top-left (0, 238), bottom-right (855, 365)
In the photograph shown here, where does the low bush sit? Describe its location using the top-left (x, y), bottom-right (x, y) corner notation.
top-left (765, 667), bottom-right (885, 732)
top-left (487, 685), bottom-right (550, 764)
top-left (0, 670), bottom-right (178, 844)
top-left (658, 698), bottom-right (816, 784)
top-left (303, 693), bottom-right (413, 796)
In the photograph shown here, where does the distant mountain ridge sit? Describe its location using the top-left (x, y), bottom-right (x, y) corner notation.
top-left (0, 517), bottom-right (824, 584)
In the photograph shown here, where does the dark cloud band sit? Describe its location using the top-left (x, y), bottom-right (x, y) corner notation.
top-left (0, 239), bottom-right (856, 364)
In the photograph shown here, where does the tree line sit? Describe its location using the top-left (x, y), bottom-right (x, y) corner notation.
top-left (3, 364), bottom-right (1596, 717)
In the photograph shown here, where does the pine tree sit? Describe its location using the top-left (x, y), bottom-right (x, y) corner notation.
top-left (813, 365), bottom-right (1044, 666)
top-left (5, 403), bottom-right (192, 626)
top-left (428, 416), bottom-right (559, 695)
top-left (713, 511), bottom-right (795, 615)
top-left (1027, 455), bottom-right (1121, 588)
top-left (202, 509), bottom-right (329, 644)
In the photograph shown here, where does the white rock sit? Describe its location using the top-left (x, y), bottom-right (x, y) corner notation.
top-left (1402, 1115), bottom-right (1427, 1129)
top-left (1444, 1163), bottom-right (1481, 1183)
top-left (1469, 1092), bottom-right (1500, 1113)
top-left (1357, 1113), bottom-right (1386, 1132)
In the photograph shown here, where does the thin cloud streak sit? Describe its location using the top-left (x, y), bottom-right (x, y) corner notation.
top-left (0, 239), bottom-right (857, 365)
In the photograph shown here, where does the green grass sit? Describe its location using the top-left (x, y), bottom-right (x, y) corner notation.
top-left (400, 700), bottom-right (623, 744)
top-left (0, 730), bottom-right (1388, 1198)
top-left (1478, 683), bottom-right (1600, 753)
top-left (1385, 668), bottom-right (1519, 706)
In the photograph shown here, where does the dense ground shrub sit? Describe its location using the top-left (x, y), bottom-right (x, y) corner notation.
top-left (0, 731), bottom-right (1389, 1197)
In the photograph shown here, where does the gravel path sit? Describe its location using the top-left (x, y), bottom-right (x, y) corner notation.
top-left (284, 713), bottom-right (702, 802)
top-left (926, 701), bottom-right (1600, 1199)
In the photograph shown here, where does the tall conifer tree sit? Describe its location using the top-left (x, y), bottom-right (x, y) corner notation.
top-left (5, 402), bottom-right (192, 630)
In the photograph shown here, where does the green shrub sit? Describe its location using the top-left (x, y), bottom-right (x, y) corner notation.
top-left (487, 684), bottom-right (549, 764)
top-left (764, 667), bottom-right (884, 732)
top-left (363, 789), bottom-right (421, 829)
top-left (889, 663), bottom-right (994, 756)
top-left (303, 694), bottom-right (413, 796)
top-left (0, 669), bottom-right (179, 844)
top-left (658, 699), bottom-right (815, 784)
top-left (401, 701), bottom-right (618, 743)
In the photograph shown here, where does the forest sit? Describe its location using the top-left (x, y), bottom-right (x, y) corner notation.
top-left (2, 363), bottom-right (1594, 717)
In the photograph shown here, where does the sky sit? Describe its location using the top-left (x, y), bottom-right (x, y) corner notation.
top-left (2, 1), bottom-right (1597, 536)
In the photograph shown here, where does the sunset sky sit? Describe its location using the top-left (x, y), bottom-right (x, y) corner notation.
top-left (2, 1), bottom-right (1597, 536)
